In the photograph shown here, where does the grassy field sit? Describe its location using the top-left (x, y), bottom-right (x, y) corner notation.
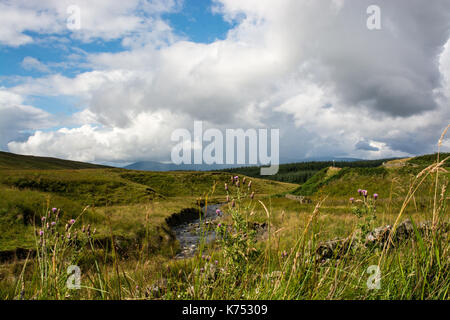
top-left (0, 149), bottom-right (448, 300)
top-left (0, 152), bottom-right (296, 254)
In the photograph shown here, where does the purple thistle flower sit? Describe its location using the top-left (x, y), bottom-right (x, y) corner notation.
top-left (52, 208), bottom-right (57, 213)
top-left (39, 230), bottom-right (44, 236)
top-left (69, 219), bottom-right (75, 225)
top-left (215, 260), bottom-right (218, 265)
top-left (41, 216), bottom-right (46, 222)
top-left (218, 223), bottom-right (222, 228)
top-left (362, 190), bottom-right (368, 198)
top-left (357, 189), bottom-right (362, 195)
top-left (281, 251), bottom-right (288, 258)
top-left (234, 176), bottom-right (239, 181)
top-left (51, 221), bottom-right (56, 227)
top-left (349, 197), bottom-right (354, 203)
top-left (373, 193), bottom-right (378, 200)
top-left (231, 200), bottom-right (235, 208)
top-left (224, 183), bottom-right (228, 191)
top-left (216, 209), bottom-right (221, 216)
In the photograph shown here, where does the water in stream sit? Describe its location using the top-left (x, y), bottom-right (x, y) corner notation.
top-left (172, 203), bottom-right (224, 259)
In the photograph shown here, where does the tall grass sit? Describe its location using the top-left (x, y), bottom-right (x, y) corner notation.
top-left (163, 128), bottom-right (450, 300)
top-left (174, 168), bottom-right (448, 299)
top-left (0, 129), bottom-right (448, 300)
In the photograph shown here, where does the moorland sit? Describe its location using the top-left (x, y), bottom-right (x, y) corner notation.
top-left (0, 148), bottom-right (448, 300)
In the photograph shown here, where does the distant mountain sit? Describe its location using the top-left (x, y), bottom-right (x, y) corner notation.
top-left (123, 161), bottom-right (254, 171)
top-left (0, 151), bottom-right (367, 172)
top-left (123, 157), bottom-right (366, 172)
top-left (0, 151), bottom-right (110, 170)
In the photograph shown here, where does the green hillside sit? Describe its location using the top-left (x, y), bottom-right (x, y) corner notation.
top-left (290, 153), bottom-right (450, 198)
top-left (220, 159), bottom-right (392, 184)
top-left (0, 152), bottom-right (297, 252)
top-left (0, 151), bottom-right (110, 170)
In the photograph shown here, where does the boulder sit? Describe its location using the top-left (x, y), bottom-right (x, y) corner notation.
top-left (316, 219), bottom-right (449, 261)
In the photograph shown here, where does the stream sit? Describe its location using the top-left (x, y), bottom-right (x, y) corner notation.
top-left (172, 203), bottom-right (224, 259)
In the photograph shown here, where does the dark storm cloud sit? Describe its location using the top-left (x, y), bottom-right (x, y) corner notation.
top-left (355, 140), bottom-right (379, 152)
top-left (295, 0), bottom-right (450, 118)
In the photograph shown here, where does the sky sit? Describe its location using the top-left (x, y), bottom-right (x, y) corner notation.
top-left (0, 0), bottom-right (449, 166)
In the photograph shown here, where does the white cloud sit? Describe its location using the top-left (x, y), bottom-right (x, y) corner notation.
top-left (0, 2), bottom-right (60, 46)
top-left (12, 70), bottom-right (137, 98)
top-left (0, 89), bottom-right (54, 149)
top-left (21, 57), bottom-right (50, 73)
top-left (8, 111), bottom-right (193, 163)
top-left (3, 0), bottom-right (450, 162)
top-left (0, 0), bottom-right (179, 47)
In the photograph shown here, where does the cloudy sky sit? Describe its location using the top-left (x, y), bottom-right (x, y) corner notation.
top-left (0, 0), bottom-right (449, 166)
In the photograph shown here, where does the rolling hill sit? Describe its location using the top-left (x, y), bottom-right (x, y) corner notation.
top-left (0, 150), bottom-right (447, 256)
top-left (0, 150), bottom-right (448, 300)
top-left (0, 151), bottom-right (297, 252)
top-left (124, 157), bottom-right (366, 172)
top-left (289, 153), bottom-right (450, 198)
top-left (0, 151), bottom-right (110, 170)
top-left (219, 158), bottom-right (395, 184)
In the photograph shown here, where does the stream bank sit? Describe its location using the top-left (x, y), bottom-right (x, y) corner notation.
top-left (169, 203), bottom-right (224, 259)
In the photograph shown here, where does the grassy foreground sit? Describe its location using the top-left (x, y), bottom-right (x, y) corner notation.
top-left (0, 140), bottom-right (448, 299)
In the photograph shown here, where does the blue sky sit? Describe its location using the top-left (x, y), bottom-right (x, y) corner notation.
top-left (164, 0), bottom-right (237, 43)
top-left (0, 0), bottom-right (232, 75)
top-left (0, 0), bottom-right (233, 115)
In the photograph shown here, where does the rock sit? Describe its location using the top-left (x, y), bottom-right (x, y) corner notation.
top-left (364, 219), bottom-right (421, 247)
top-left (316, 236), bottom-right (357, 260)
top-left (395, 219), bottom-right (414, 240)
top-left (365, 224), bottom-right (392, 245)
top-left (317, 219), bottom-right (448, 261)
top-left (285, 194), bottom-right (312, 204)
